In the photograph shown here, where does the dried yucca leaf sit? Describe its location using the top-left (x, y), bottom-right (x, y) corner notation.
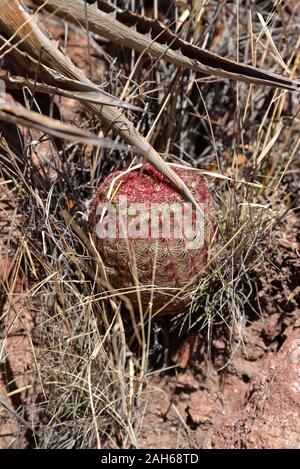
top-left (0, 69), bottom-right (143, 110)
top-left (0, 99), bottom-right (105, 144)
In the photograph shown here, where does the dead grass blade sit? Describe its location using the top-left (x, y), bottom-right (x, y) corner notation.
top-left (0, 394), bottom-right (31, 429)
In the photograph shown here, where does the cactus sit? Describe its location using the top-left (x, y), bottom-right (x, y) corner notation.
top-left (89, 164), bottom-right (217, 315)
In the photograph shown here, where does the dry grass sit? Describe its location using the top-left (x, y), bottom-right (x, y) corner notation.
top-left (0, 0), bottom-right (299, 448)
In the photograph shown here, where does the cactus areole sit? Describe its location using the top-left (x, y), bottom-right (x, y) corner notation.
top-left (89, 164), bottom-right (217, 315)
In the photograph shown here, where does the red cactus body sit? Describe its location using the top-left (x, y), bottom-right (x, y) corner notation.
top-left (89, 164), bottom-right (217, 315)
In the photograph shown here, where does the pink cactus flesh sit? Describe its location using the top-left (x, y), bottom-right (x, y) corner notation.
top-left (89, 164), bottom-right (217, 315)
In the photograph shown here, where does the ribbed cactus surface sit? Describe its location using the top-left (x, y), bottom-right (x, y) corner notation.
top-left (90, 164), bottom-right (217, 314)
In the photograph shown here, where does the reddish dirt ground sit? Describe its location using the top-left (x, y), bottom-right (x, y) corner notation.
top-left (139, 315), bottom-right (300, 448)
top-left (209, 323), bottom-right (300, 449)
